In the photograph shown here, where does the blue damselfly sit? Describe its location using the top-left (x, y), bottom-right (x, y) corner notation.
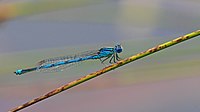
top-left (15, 44), bottom-right (123, 75)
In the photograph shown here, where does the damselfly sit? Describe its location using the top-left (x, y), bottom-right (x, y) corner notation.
top-left (15, 44), bottom-right (123, 75)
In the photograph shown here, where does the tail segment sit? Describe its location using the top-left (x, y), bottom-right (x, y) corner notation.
top-left (15, 67), bottom-right (37, 75)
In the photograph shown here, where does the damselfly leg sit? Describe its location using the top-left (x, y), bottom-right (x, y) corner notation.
top-left (116, 53), bottom-right (121, 61)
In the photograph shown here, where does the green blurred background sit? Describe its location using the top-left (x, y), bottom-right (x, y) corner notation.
top-left (0, 0), bottom-right (200, 112)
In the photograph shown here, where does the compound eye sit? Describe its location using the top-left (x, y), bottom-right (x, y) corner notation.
top-left (116, 48), bottom-right (122, 53)
top-left (115, 45), bottom-right (122, 53)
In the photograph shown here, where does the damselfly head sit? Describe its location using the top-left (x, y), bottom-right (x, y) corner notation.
top-left (115, 44), bottom-right (123, 53)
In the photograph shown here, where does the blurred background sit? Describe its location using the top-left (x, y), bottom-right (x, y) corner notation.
top-left (0, 0), bottom-right (200, 112)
